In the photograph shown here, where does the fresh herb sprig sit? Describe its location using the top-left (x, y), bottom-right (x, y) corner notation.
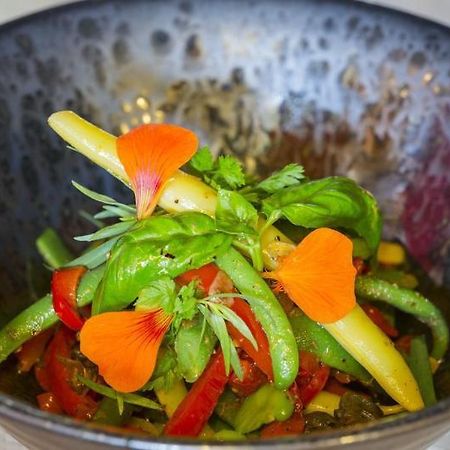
top-left (135, 277), bottom-right (257, 379)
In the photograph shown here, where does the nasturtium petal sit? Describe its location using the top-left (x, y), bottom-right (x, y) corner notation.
top-left (265, 227), bottom-right (357, 323)
top-left (117, 124), bottom-right (198, 219)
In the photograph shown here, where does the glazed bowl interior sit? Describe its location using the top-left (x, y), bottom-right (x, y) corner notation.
top-left (0, 0), bottom-right (449, 449)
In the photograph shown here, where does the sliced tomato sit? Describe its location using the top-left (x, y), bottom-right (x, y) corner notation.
top-left (295, 351), bottom-right (330, 406)
top-left (260, 411), bottom-right (305, 438)
top-left (44, 327), bottom-right (97, 419)
top-left (164, 351), bottom-right (229, 437)
top-left (36, 392), bottom-right (63, 414)
top-left (361, 304), bottom-right (399, 338)
top-left (51, 266), bottom-right (87, 331)
top-left (228, 356), bottom-right (267, 397)
top-left (16, 328), bottom-right (53, 373)
top-left (176, 263), bottom-right (219, 295)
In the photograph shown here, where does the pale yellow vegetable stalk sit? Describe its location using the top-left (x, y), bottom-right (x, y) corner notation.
top-left (48, 110), bottom-right (423, 412)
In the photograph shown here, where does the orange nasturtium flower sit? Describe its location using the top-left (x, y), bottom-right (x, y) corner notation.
top-left (263, 227), bottom-right (357, 324)
top-left (80, 124), bottom-right (198, 392)
top-left (117, 123), bottom-right (198, 219)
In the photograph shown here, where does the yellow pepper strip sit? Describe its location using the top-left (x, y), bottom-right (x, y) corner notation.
top-left (325, 306), bottom-right (423, 411)
top-left (305, 391), bottom-right (340, 416)
top-left (154, 379), bottom-right (188, 418)
top-left (48, 110), bottom-right (424, 412)
top-left (377, 241), bottom-right (406, 266)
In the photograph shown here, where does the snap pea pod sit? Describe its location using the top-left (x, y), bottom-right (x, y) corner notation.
top-left (215, 247), bottom-right (298, 390)
top-left (0, 266), bottom-right (105, 363)
top-left (234, 384), bottom-right (294, 434)
top-left (289, 309), bottom-right (372, 384)
top-left (356, 276), bottom-right (449, 360)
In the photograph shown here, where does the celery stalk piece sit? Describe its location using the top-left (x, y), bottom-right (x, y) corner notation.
top-left (48, 110), bottom-right (424, 412)
top-left (325, 306), bottom-right (423, 411)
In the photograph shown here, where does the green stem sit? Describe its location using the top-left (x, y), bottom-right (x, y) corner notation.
top-left (0, 266), bottom-right (105, 363)
top-left (36, 228), bottom-right (73, 269)
top-left (215, 248), bottom-right (298, 390)
top-left (405, 336), bottom-right (437, 407)
top-left (356, 276), bottom-right (449, 360)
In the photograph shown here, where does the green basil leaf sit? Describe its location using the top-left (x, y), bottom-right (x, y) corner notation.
top-left (262, 177), bottom-right (382, 253)
top-left (175, 315), bottom-right (217, 383)
top-left (93, 212), bottom-right (233, 314)
top-left (216, 189), bottom-right (258, 236)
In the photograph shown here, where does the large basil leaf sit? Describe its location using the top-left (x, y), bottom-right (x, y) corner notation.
top-left (262, 177), bottom-right (382, 253)
top-left (216, 189), bottom-right (258, 236)
top-left (216, 189), bottom-right (263, 270)
top-left (93, 212), bottom-right (233, 314)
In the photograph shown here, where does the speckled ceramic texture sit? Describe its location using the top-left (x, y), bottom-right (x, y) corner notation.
top-left (0, 0), bottom-right (449, 449)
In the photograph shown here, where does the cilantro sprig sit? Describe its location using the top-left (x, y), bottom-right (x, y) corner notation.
top-left (189, 146), bottom-right (246, 190)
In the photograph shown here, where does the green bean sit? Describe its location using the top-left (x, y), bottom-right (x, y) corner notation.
top-left (36, 228), bottom-right (73, 269)
top-left (215, 248), bottom-right (298, 390)
top-left (289, 310), bottom-right (372, 384)
top-left (405, 336), bottom-right (437, 407)
top-left (0, 266), bottom-right (105, 363)
top-left (356, 276), bottom-right (449, 360)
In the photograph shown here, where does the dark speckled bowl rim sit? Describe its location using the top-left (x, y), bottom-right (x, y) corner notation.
top-left (0, 0), bottom-right (450, 447)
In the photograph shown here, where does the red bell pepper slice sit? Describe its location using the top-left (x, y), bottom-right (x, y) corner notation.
top-left (177, 264), bottom-right (274, 380)
top-left (44, 327), bottom-right (97, 420)
top-left (228, 356), bottom-right (267, 397)
top-left (51, 266), bottom-right (87, 331)
top-left (164, 350), bottom-right (229, 436)
top-left (176, 263), bottom-right (219, 295)
top-left (227, 298), bottom-right (273, 380)
top-left (260, 411), bottom-right (305, 438)
top-left (295, 351), bottom-right (330, 406)
top-left (361, 304), bottom-right (399, 338)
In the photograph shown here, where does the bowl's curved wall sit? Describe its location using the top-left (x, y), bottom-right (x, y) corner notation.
top-left (0, 1), bottom-right (449, 448)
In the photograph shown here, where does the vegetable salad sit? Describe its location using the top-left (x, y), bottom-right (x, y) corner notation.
top-left (0, 110), bottom-right (448, 439)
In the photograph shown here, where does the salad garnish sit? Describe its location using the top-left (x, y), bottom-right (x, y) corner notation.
top-left (117, 123), bottom-right (198, 219)
top-left (263, 227), bottom-right (356, 323)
